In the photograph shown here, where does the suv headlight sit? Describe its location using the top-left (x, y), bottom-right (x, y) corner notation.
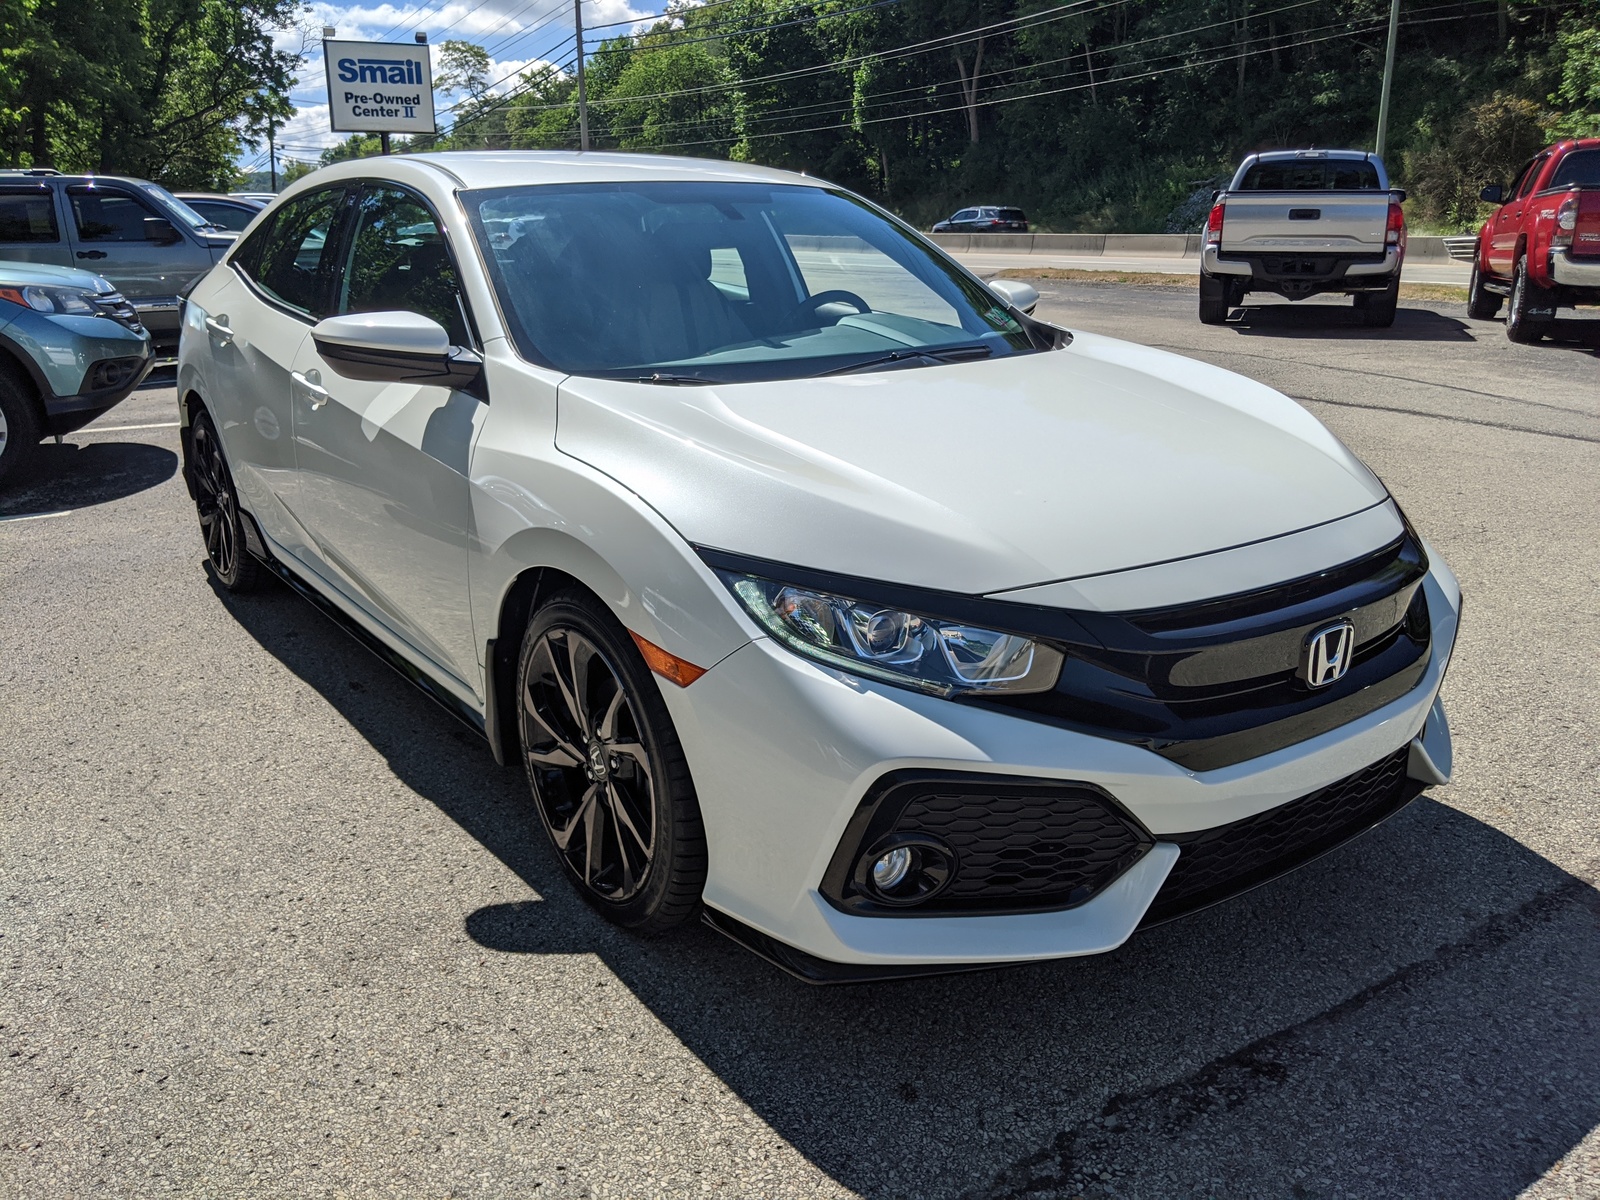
top-left (719, 573), bottom-right (1064, 697)
top-left (0, 284), bottom-right (100, 315)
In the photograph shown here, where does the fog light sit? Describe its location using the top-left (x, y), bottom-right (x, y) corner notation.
top-left (871, 847), bottom-right (915, 891)
top-left (855, 834), bottom-right (957, 906)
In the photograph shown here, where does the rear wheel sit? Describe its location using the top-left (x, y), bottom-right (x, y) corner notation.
top-left (1505, 252), bottom-right (1553, 344)
top-left (1466, 261), bottom-right (1502, 320)
top-left (0, 366), bottom-right (41, 487)
top-left (1358, 276), bottom-right (1399, 328)
top-left (1198, 270), bottom-right (1230, 325)
top-left (189, 409), bottom-right (264, 591)
top-left (516, 590), bottom-right (707, 933)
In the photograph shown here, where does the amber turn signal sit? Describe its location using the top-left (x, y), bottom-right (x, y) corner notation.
top-left (630, 631), bottom-right (707, 687)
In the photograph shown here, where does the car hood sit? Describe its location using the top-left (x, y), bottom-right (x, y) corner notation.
top-left (0, 260), bottom-right (114, 291)
top-left (553, 329), bottom-right (1389, 595)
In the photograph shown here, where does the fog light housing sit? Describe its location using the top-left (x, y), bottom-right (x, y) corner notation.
top-left (855, 834), bottom-right (956, 906)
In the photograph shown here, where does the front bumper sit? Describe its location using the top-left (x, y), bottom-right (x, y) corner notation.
top-left (1550, 248), bottom-right (1600, 288)
top-left (663, 557), bottom-right (1459, 976)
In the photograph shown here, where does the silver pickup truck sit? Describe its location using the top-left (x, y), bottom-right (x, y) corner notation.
top-left (1199, 149), bottom-right (1407, 327)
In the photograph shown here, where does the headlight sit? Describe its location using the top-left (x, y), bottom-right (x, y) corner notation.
top-left (0, 284), bottom-right (100, 315)
top-left (720, 573), bottom-right (1064, 697)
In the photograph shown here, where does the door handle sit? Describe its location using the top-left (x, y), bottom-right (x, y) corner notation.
top-left (76, 250), bottom-right (108, 260)
top-left (203, 315), bottom-right (233, 345)
top-left (292, 369), bottom-right (330, 410)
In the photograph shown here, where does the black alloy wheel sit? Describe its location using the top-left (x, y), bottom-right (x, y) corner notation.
top-left (189, 409), bottom-right (263, 591)
top-left (1505, 252), bottom-right (1553, 344)
top-left (1467, 260), bottom-right (1503, 320)
top-left (516, 591), bottom-right (706, 932)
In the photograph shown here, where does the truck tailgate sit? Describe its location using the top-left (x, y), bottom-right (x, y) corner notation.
top-left (1219, 192), bottom-right (1389, 255)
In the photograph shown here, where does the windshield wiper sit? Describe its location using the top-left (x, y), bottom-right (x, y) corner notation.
top-left (634, 372), bottom-right (713, 386)
top-left (812, 343), bottom-right (994, 378)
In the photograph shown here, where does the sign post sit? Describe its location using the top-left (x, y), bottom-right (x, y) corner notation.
top-left (323, 38), bottom-right (437, 143)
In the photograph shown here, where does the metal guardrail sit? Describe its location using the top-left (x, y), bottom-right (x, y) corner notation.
top-left (928, 231), bottom-right (1468, 262)
top-left (1442, 235), bottom-right (1478, 262)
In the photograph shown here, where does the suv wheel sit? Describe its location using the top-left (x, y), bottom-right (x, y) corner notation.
top-left (0, 363), bottom-right (42, 486)
top-left (1466, 261), bottom-right (1502, 320)
top-left (1505, 252), bottom-right (1553, 344)
top-left (517, 591), bottom-right (707, 933)
top-left (189, 409), bottom-right (264, 591)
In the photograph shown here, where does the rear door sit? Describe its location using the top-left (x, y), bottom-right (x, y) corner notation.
top-left (0, 183), bottom-right (73, 269)
top-left (289, 181), bottom-right (484, 691)
top-left (202, 183), bottom-right (351, 559)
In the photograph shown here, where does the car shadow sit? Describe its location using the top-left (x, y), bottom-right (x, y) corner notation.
top-left (213, 579), bottom-right (1600, 1200)
top-left (0, 440), bottom-right (177, 515)
top-left (1225, 303), bottom-right (1475, 341)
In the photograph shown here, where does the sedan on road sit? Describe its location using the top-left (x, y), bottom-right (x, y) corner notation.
top-left (176, 152), bottom-right (1459, 982)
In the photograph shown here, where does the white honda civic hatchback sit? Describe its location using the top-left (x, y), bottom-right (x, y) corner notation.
top-left (177, 152), bottom-right (1459, 982)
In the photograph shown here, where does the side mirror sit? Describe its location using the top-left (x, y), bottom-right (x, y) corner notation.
top-left (310, 311), bottom-right (485, 398)
top-left (1478, 184), bottom-right (1504, 204)
top-left (988, 278), bottom-right (1039, 315)
top-left (144, 216), bottom-right (180, 244)
top-left (1391, 188), bottom-right (1407, 203)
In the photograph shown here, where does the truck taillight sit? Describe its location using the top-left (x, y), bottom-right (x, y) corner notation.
top-left (1552, 194), bottom-right (1578, 249)
top-left (1205, 202), bottom-right (1224, 246)
top-left (1385, 201), bottom-right (1406, 250)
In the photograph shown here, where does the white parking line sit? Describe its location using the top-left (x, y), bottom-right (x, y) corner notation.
top-left (0, 510), bottom-right (71, 524)
top-left (80, 421), bottom-right (181, 433)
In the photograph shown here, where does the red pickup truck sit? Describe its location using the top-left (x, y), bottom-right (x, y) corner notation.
top-left (1468, 138), bottom-right (1600, 342)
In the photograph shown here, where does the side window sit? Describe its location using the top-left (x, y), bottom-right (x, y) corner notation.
top-left (246, 187), bottom-right (349, 317)
top-left (1550, 149), bottom-right (1600, 189)
top-left (337, 185), bottom-right (468, 345)
top-left (68, 187), bottom-right (162, 242)
top-left (1514, 155), bottom-right (1548, 200)
top-left (953, 209), bottom-right (978, 222)
top-left (0, 190), bottom-right (59, 243)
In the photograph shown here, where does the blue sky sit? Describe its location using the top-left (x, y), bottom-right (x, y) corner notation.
top-left (250, 0), bottom-right (656, 172)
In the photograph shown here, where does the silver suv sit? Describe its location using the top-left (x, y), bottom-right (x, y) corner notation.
top-left (0, 169), bottom-right (237, 355)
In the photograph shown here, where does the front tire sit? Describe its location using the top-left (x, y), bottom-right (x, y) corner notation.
top-left (1505, 252), bottom-right (1553, 344)
top-left (0, 362), bottom-right (42, 487)
top-left (1198, 270), bottom-right (1230, 325)
top-left (1466, 261), bottom-right (1502, 320)
top-left (189, 409), bottom-right (264, 592)
top-left (516, 590), bottom-right (707, 933)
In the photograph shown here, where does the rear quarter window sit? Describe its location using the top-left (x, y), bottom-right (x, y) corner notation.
top-left (0, 191), bottom-right (59, 242)
top-left (1238, 160), bottom-right (1381, 190)
top-left (998, 208), bottom-right (1026, 221)
top-left (1549, 149), bottom-right (1600, 189)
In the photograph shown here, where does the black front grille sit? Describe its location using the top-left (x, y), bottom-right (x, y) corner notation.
top-left (1140, 747), bottom-right (1415, 926)
top-left (819, 772), bottom-right (1153, 916)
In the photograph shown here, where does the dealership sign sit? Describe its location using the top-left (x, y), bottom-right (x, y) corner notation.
top-left (323, 39), bottom-right (436, 134)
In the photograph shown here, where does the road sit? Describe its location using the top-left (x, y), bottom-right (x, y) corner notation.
top-left (952, 249), bottom-right (1474, 286)
top-left (3, 287), bottom-right (1597, 1199)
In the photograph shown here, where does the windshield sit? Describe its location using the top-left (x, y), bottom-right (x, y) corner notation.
top-left (465, 182), bottom-right (1040, 383)
top-left (137, 182), bottom-right (211, 229)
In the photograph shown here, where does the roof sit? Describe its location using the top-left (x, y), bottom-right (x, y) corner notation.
top-left (303, 150), bottom-right (825, 192)
top-left (1247, 149), bottom-right (1375, 163)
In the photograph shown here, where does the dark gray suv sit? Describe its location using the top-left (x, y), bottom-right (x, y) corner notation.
top-left (0, 169), bottom-right (237, 355)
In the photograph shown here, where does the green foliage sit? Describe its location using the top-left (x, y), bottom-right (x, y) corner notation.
top-left (437, 40), bottom-right (492, 100)
top-left (0, 0), bottom-right (302, 189)
top-left (1404, 93), bottom-right (1552, 231)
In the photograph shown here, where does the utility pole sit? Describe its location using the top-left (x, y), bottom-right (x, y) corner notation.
top-left (573, 0), bottom-right (590, 150)
top-left (268, 119), bottom-right (278, 191)
top-left (1374, 0), bottom-right (1400, 160)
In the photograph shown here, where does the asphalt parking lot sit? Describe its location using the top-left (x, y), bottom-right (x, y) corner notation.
top-left (3, 286), bottom-right (1597, 1199)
